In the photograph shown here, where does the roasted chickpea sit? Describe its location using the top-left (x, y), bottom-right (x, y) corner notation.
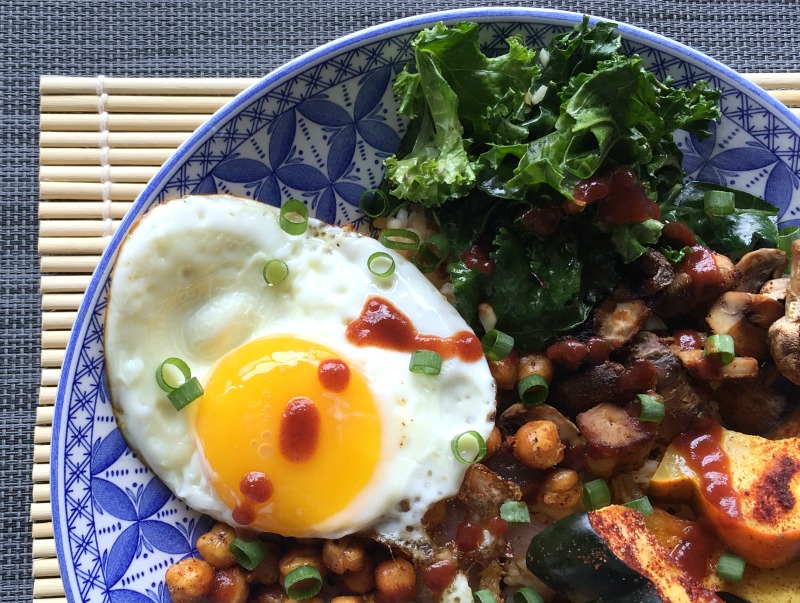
top-left (517, 352), bottom-right (554, 385)
top-left (165, 557), bottom-right (215, 603)
top-left (197, 522), bottom-right (237, 569)
top-left (279, 546), bottom-right (326, 587)
top-left (340, 557), bottom-right (375, 594)
top-left (540, 469), bottom-right (582, 510)
top-left (488, 349), bottom-right (519, 391)
top-left (323, 536), bottom-right (366, 574)
top-left (332, 597), bottom-right (364, 603)
top-left (248, 584), bottom-right (286, 603)
top-left (248, 545), bottom-right (280, 585)
top-left (513, 420), bottom-right (565, 469)
top-left (209, 566), bottom-right (249, 603)
top-left (374, 559), bottom-right (416, 603)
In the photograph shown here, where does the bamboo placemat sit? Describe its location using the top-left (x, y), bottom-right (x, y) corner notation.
top-left (34, 74), bottom-right (800, 602)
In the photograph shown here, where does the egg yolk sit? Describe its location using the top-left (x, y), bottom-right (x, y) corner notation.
top-left (194, 335), bottom-right (381, 535)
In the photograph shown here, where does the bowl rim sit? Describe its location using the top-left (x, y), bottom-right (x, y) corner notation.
top-left (51, 7), bottom-right (800, 600)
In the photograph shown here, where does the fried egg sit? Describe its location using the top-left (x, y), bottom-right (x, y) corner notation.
top-left (104, 194), bottom-right (496, 545)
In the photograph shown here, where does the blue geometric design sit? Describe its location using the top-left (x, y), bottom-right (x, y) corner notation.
top-left (52, 9), bottom-right (800, 603)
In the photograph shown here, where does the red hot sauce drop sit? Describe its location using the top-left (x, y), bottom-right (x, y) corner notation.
top-left (346, 297), bottom-right (483, 362)
top-left (318, 358), bottom-right (350, 392)
top-left (239, 471), bottom-right (274, 504)
top-left (279, 397), bottom-right (321, 463)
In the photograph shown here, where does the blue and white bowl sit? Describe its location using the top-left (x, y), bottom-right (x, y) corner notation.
top-left (52, 8), bottom-right (800, 603)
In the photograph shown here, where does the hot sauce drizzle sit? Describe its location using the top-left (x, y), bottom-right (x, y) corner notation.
top-left (279, 397), bottom-right (321, 463)
top-left (346, 297), bottom-right (483, 362)
top-left (318, 358), bottom-right (350, 392)
top-left (239, 471), bottom-right (274, 504)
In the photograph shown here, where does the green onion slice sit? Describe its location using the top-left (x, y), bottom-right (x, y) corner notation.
top-left (413, 233), bottom-right (451, 273)
top-left (263, 259), bottom-right (289, 286)
top-left (284, 565), bottom-right (323, 600)
top-left (379, 228), bottom-right (420, 251)
top-left (155, 357), bottom-right (191, 392)
top-left (359, 188), bottom-right (390, 219)
top-left (280, 199), bottom-right (309, 235)
top-left (409, 349), bottom-right (442, 376)
top-left (716, 552), bottom-right (747, 582)
top-left (367, 251), bottom-right (396, 278)
top-left (481, 329), bottom-right (514, 361)
top-left (230, 537), bottom-right (267, 571)
top-left (704, 333), bottom-right (735, 365)
top-left (637, 394), bottom-right (665, 423)
top-left (167, 377), bottom-right (204, 411)
top-left (473, 590), bottom-right (496, 603)
top-left (514, 587), bottom-right (544, 603)
top-left (517, 374), bottom-right (549, 406)
top-left (777, 226), bottom-right (800, 256)
top-left (451, 430), bottom-right (487, 465)
top-left (582, 478), bottom-right (611, 511)
top-left (704, 190), bottom-right (735, 217)
top-left (623, 495), bottom-right (654, 516)
top-left (499, 500), bottom-right (530, 524)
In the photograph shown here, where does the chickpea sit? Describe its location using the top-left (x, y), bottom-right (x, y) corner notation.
top-left (517, 352), bottom-right (554, 385)
top-left (513, 420), bottom-right (565, 469)
top-left (323, 536), bottom-right (366, 574)
top-left (340, 557), bottom-right (375, 594)
top-left (248, 584), bottom-right (286, 603)
top-left (374, 559), bottom-right (416, 603)
top-left (209, 566), bottom-right (249, 603)
top-left (279, 546), bottom-right (326, 588)
top-left (540, 469), bottom-right (582, 511)
top-left (248, 545), bottom-right (280, 585)
top-left (197, 522), bottom-right (237, 569)
top-left (165, 557), bottom-right (215, 603)
top-left (484, 426), bottom-right (502, 459)
top-left (332, 597), bottom-right (364, 603)
top-left (488, 349), bottom-right (519, 391)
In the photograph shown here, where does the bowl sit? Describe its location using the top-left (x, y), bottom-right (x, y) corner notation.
top-left (52, 7), bottom-right (800, 602)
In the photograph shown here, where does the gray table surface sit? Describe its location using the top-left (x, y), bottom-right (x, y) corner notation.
top-left (2, 0), bottom-right (800, 601)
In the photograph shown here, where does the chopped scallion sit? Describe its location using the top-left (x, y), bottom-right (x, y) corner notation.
top-left (473, 590), bottom-right (495, 603)
top-left (704, 333), bottom-right (735, 365)
top-left (514, 587), bottom-right (544, 603)
top-left (263, 259), bottom-right (289, 286)
top-left (623, 496), bottom-right (654, 516)
top-left (413, 233), bottom-right (451, 273)
top-left (499, 500), bottom-right (530, 524)
top-left (284, 565), bottom-right (323, 599)
top-left (637, 394), bottom-right (665, 423)
top-left (379, 228), bottom-right (420, 251)
top-left (704, 190), bottom-right (735, 217)
top-left (582, 478), bottom-right (611, 511)
top-left (481, 329), bottom-right (514, 361)
top-left (230, 537), bottom-right (267, 571)
top-left (716, 552), bottom-right (747, 582)
top-left (517, 374), bottom-right (549, 406)
top-left (367, 251), bottom-right (396, 278)
top-left (167, 377), bottom-right (204, 411)
top-left (409, 349), bottom-right (442, 376)
top-left (359, 188), bottom-right (390, 219)
top-left (451, 430), bottom-right (487, 465)
top-left (155, 357), bottom-right (191, 392)
top-left (279, 199), bottom-right (309, 235)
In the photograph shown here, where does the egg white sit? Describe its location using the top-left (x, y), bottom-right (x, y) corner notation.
top-left (104, 194), bottom-right (496, 544)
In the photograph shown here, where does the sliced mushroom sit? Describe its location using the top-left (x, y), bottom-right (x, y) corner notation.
top-left (575, 402), bottom-right (657, 480)
top-left (657, 247), bottom-right (736, 318)
top-left (706, 291), bottom-right (784, 360)
top-left (498, 403), bottom-right (581, 443)
top-left (616, 249), bottom-right (675, 299)
top-left (713, 379), bottom-right (787, 436)
top-left (768, 240), bottom-right (800, 384)
top-left (547, 361), bottom-right (624, 417)
top-left (734, 248), bottom-right (787, 293)
top-left (760, 277), bottom-right (790, 302)
top-left (593, 298), bottom-right (650, 349)
top-left (674, 348), bottom-right (759, 380)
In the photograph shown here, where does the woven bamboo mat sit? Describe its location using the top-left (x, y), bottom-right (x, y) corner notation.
top-left (34, 74), bottom-right (800, 601)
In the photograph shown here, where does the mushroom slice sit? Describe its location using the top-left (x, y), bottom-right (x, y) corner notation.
top-left (498, 403), bottom-right (581, 443)
top-left (760, 277), bottom-right (790, 302)
top-left (594, 298), bottom-right (651, 349)
top-left (768, 240), bottom-right (800, 384)
top-left (706, 291), bottom-right (784, 359)
top-left (713, 379), bottom-right (787, 436)
top-left (734, 248), bottom-right (787, 293)
top-left (674, 348), bottom-right (759, 380)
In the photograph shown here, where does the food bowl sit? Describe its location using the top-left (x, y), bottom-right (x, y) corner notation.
top-left (51, 7), bottom-right (800, 602)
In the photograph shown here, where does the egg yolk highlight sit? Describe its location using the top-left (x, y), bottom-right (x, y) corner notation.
top-left (195, 335), bottom-right (381, 535)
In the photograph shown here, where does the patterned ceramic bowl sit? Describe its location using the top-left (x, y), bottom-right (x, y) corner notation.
top-left (52, 7), bottom-right (800, 603)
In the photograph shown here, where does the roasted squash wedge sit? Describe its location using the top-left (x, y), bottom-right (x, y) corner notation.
top-left (649, 422), bottom-right (800, 568)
